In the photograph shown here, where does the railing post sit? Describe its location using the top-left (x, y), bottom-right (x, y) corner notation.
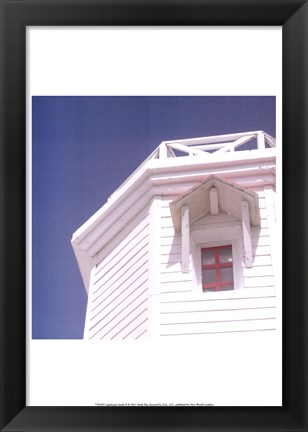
top-left (159, 142), bottom-right (168, 158)
top-left (257, 131), bottom-right (265, 149)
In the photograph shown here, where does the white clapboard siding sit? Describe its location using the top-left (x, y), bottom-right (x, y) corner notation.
top-left (160, 295), bottom-right (276, 313)
top-left (161, 243), bottom-right (183, 255)
top-left (161, 253), bottom-right (182, 264)
top-left (95, 215), bottom-right (149, 274)
top-left (94, 240), bottom-right (149, 295)
top-left (161, 227), bottom-right (176, 237)
top-left (252, 255), bottom-right (272, 266)
top-left (161, 217), bottom-right (174, 229)
top-left (245, 276), bottom-right (274, 288)
top-left (161, 235), bottom-right (182, 246)
top-left (93, 247), bottom-right (148, 300)
top-left (160, 318), bottom-right (276, 336)
top-left (92, 296), bottom-right (149, 339)
top-left (161, 281), bottom-right (192, 294)
top-left (243, 265), bottom-right (273, 277)
top-left (251, 227), bottom-right (270, 238)
top-left (92, 261), bottom-right (148, 310)
top-left (251, 236), bottom-right (270, 247)
top-left (95, 225), bottom-right (149, 279)
top-left (90, 274), bottom-right (149, 327)
top-left (160, 307), bottom-right (276, 325)
top-left (160, 272), bottom-right (192, 283)
top-left (251, 244), bottom-right (271, 256)
top-left (122, 319), bottom-right (149, 340)
top-left (86, 212), bottom-right (150, 340)
top-left (161, 261), bottom-right (193, 273)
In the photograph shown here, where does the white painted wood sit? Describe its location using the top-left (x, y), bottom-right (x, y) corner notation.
top-left (122, 318), bottom-right (149, 340)
top-left (257, 131), bottom-right (266, 149)
top-left (159, 318), bottom-right (276, 336)
top-left (241, 200), bottom-right (253, 267)
top-left (245, 276), bottom-right (274, 288)
top-left (243, 265), bottom-right (273, 277)
top-left (93, 299), bottom-right (148, 340)
top-left (161, 227), bottom-right (176, 239)
top-left (181, 205), bottom-right (190, 272)
top-left (160, 296), bottom-right (276, 314)
top-left (162, 130), bottom-right (263, 146)
top-left (89, 277), bottom-right (148, 329)
top-left (159, 142), bottom-right (168, 159)
top-left (161, 253), bottom-right (182, 264)
top-left (95, 210), bottom-right (149, 271)
top-left (73, 130), bottom-right (277, 340)
top-left (92, 265), bottom-right (148, 318)
top-left (264, 132), bottom-right (276, 147)
top-left (93, 245), bottom-right (148, 295)
top-left (95, 235), bottom-right (148, 283)
top-left (107, 307), bottom-right (148, 340)
top-left (161, 235), bottom-right (182, 246)
top-left (160, 307), bottom-right (276, 325)
top-left (251, 255), bottom-right (272, 267)
top-left (160, 286), bottom-right (275, 303)
top-left (169, 142), bottom-right (211, 157)
top-left (251, 236), bottom-right (270, 247)
top-left (161, 281), bottom-right (192, 293)
top-left (264, 186), bottom-right (277, 283)
top-left (161, 272), bottom-right (192, 283)
top-left (215, 135), bottom-right (255, 154)
top-left (251, 245), bottom-right (271, 256)
top-left (161, 262), bottom-right (192, 273)
top-left (83, 267), bottom-right (97, 339)
top-left (161, 217), bottom-right (174, 228)
top-left (151, 172), bottom-right (275, 193)
top-left (170, 175), bottom-right (261, 232)
top-left (147, 196), bottom-right (162, 338)
top-left (210, 187), bottom-right (219, 215)
top-left (251, 226), bottom-right (269, 238)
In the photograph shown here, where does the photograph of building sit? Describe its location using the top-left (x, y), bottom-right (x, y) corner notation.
top-left (72, 130), bottom-right (277, 340)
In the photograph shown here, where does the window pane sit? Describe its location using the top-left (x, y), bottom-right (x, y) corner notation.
top-left (201, 248), bottom-right (215, 265)
top-left (202, 268), bottom-right (216, 284)
top-left (203, 287), bottom-right (216, 292)
top-left (220, 285), bottom-right (234, 291)
top-left (220, 267), bottom-right (234, 283)
top-left (219, 246), bottom-right (232, 263)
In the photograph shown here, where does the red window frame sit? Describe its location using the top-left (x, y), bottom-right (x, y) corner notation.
top-left (201, 245), bottom-right (234, 292)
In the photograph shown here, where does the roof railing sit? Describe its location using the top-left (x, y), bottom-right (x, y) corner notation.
top-left (108, 130), bottom-right (276, 201)
top-left (158, 130), bottom-right (275, 159)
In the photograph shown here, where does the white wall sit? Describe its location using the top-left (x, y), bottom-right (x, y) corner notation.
top-left (155, 183), bottom-right (277, 337)
top-left (84, 206), bottom-right (150, 339)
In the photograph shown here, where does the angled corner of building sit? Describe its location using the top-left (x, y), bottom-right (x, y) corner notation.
top-left (71, 130), bottom-right (278, 340)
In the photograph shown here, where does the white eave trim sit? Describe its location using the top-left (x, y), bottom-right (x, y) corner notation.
top-left (71, 149), bottom-right (275, 291)
top-left (169, 175), bottom-right (261, 233)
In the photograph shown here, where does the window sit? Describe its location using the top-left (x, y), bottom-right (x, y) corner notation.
top-left (201, 245), bottom-right (234, 292)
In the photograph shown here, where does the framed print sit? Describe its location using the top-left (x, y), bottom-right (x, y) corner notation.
top-left (1, 1), bottom-right (307, 431)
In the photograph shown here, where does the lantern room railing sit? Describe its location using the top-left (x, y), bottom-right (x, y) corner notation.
top-left (158, 130), bottom-right (276, 159)
top-left (108, 131), bottom-right (276, 201)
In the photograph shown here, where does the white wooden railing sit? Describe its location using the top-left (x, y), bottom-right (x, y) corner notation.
top-left (158, 130), bottom-right (275, 159)
top-left (108, 131), bottom-right (276, 202)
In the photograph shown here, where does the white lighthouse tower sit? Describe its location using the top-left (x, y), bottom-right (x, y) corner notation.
top-left (72, 130), bottom-right (278, 340)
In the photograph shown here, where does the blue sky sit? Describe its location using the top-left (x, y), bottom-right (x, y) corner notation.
top-left (32, 96), bottom-right (276, 339)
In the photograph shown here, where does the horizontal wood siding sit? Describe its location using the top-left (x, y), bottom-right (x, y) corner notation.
top-left (160, 289), bottom-right (276, 336)
top-left (243, 189), bottom-right (274, 289)
top-left (86, 209), bottom-right (150, 340)
top-left (157, 187), bottom-right (276, 337)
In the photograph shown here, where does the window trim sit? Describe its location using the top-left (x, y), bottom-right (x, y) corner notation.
top-left (201, 245), bottom-right (234, 292)
top-left (191, 225), bottom-right (244, 294)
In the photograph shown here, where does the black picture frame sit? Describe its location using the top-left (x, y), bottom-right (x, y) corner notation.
top-left (0, 1), bottom-right (307, 431)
